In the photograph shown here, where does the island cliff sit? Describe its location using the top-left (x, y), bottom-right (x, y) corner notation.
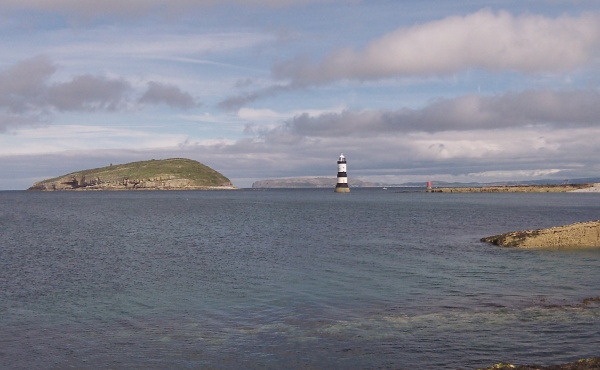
top-left (481, 220), bottom-right (600, 248)
top-left (28, 158), bottom-right (235, 191)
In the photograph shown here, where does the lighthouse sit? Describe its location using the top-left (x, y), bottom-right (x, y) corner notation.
top-left (334, 153), bottom-right (350, 193)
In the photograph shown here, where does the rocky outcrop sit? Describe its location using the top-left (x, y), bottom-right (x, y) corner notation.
top-left (28, 158), bottom-right (236, 191)
top-left (481, 220), bottom-right (600, 248)
top-left (570, 183), bottom-right (600, 192)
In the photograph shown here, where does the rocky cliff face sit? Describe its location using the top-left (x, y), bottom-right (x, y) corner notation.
top-left (481, 220), bottom-right (600, 248)
top-left (29, 175), bottom-right (232, 191)
top-left (28, 158), bottom-right (235, 191)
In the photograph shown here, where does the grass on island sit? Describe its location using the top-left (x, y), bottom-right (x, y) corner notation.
top-left (38, 158), bottom-right (231, 187)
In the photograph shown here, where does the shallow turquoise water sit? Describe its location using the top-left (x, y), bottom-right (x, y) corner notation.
top-left (1, 189), bottom-right (599, 369)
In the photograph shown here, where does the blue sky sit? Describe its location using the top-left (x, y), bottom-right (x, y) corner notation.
top-left (1, 0), bottom-right (599, 189)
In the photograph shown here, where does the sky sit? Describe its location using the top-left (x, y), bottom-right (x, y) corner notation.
top-left (1, 0), bottom-right (600, 189)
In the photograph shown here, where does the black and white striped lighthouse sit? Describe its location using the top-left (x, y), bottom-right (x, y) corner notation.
top-left (334, 153), bottom-right (350, 193)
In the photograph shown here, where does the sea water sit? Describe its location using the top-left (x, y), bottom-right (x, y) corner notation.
top-left (1, 189), bottom-right (599, 369)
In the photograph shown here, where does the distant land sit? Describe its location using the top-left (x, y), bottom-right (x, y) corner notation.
top-left (28, 158), bottom-right (235, 191)
top-left (252, 177), bottom-right (382, 188)
top-left (252, 177), bottom-right (600, 189)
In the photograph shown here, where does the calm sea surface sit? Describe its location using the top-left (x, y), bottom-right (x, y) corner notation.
top-left (1, 189), bottom-right (599, 369)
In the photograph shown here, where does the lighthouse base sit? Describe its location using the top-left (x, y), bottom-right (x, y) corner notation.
top-left (334, 187), bottom-right (350, 193)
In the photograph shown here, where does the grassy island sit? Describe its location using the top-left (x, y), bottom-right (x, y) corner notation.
top-left (28, 158), bottom-right (235, 191)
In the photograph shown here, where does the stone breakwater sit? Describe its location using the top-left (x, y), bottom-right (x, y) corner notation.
top-left (481, 220), bottom-right (600, 248)
top-left (430, 184), bottom-right (593, 193)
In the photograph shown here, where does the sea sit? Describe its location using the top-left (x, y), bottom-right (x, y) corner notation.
top-left (1, 188), bottom-right (599, 369)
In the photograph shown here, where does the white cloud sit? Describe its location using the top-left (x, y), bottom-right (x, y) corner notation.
top-left (0, 125), bottom-right (188, 156)
top-left (471, 169), bottom-right (563, 179)
top-left (238, 107), bottom-right (289, 121)
top-left (238, 106), bottom-right (345, 121)
top-left (274, 10), bottom-right (600, 84)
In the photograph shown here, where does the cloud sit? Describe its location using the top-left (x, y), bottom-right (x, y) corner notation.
top-left (0, 124), bottom-right (188, 156)
top-left (273, 10), bottom-right (600, 84)
top-left (0, 56), bottom-right (132, 114)
top-left (164, 121), bottom-right (600, 187)
top-left (207, 87), bottom-right (600, 185)
top-left (238, 106), bottom-right (344, 122)
top-left (0, 56), bottom-right (199, 131)
top-left (171, 88), bottom-right (600, 185)
top-left (0, 55), bottom-right (56, 114)
top-left (139, 81), bottom-right (198, 109)
top-left (0, 0), bottom-right (345, 18)
top-left (48, 75), bottom-right (131, 111)
top-left (6, 121), bottom-right (598, 189)
top-left (0, 115), bottom-right (47, 133)
top-left (257, 89), bottom-right (600, 139)
top-left (218, 84), bottom-right (299, 111)
top-left (54, 32), bottom-right (275, 61)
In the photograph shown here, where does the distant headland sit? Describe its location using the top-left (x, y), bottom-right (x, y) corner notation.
top-left (28, 158), bottom-right (236, 191)
top-left (252, 177), bottom-right (381, 188)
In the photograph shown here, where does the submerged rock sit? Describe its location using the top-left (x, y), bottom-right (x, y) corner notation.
top-left (481, 220), bottom-right (600, 248)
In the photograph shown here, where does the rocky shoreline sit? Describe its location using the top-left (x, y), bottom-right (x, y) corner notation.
top-left (477, 357), bottom-right (600, 369)
top-left (481, 220), bottom-right (600, 248)
top-left (570, 183), bottom-right (600, 192)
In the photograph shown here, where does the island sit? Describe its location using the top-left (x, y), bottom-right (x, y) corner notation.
top-left (28, 158), bottom-right (236, 191)
top-left (481, 220), bottom-right (600, 248)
